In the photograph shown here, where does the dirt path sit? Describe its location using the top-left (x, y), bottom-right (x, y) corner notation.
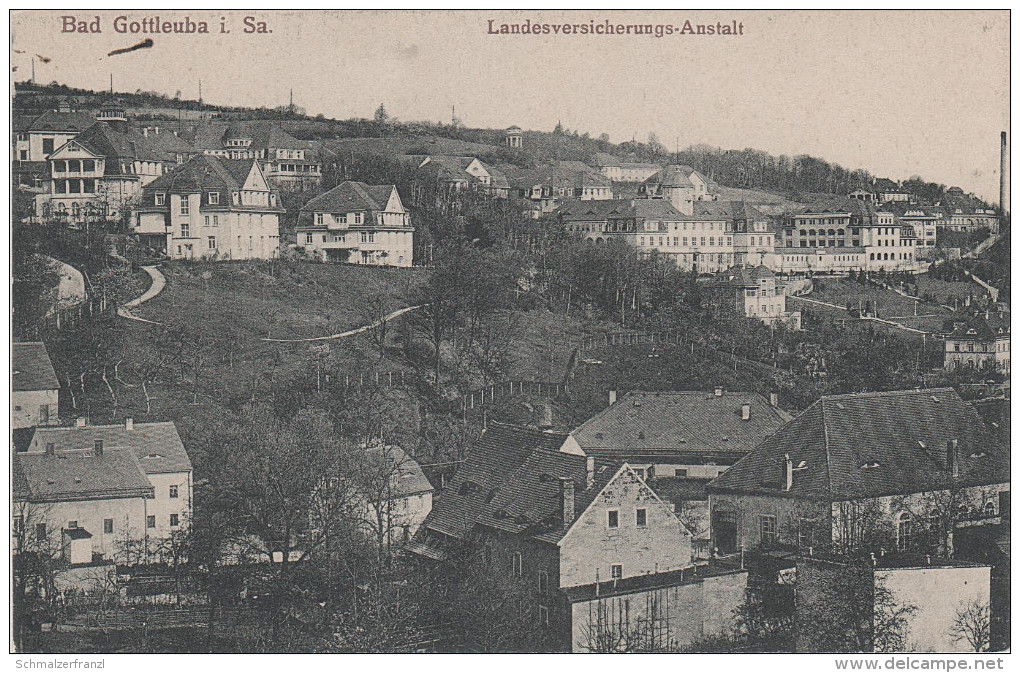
top-left (260, 304), bottom-right (426, 343)
top-left (118, 266), bottom-right (167, 322)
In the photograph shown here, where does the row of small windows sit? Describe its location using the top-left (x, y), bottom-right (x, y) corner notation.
top-left (316, 212), bottom-right (364, 226)
top-left (639, 236), bottom-right (734, 248)
top-left (156, 192), bottom-right (220, 207)
top-left (52, 159), bottom-right (97, 173)
top-left (17, 512), bottom-right (181, 541)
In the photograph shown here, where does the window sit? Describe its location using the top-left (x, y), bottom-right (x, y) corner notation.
top-left (213, 215), bottom-right (219, 227)
top-left (354, 212), bottom-right (363, 225)
top-left (611, 564), bottom-right (623, 579)
top-left (208, 192), bottom-right (220, 205)
top-left (155, 193), bottom-right (166, 206)
top-left (305, 233), bottom-right (313, 244)
top-left (146, 515), bottom-right (156, 529)
top-left (208, 236), bottom-right (217, 250)
top-left (316, 213), bottom-right (324, 226)
top-left (984, 501), bottom-right (996, 517)
top-left (170, 514), bottom-right (179, 527)
top-left (169, 485), bottom-right (179, 499)
top-left (798, 518), bottom-right (814, 549)
top-left (94, 440), bottom-right (103, 453)
top-left (636, 508), bottom-right (647, 527)
top-left (39, 405), bottom-right (49, 424)
top-left (36, 523), bottom-right (47, 541)
top-left (511, 551), bottom-right (522, 577)
top-left (674, 468), bottom-right (688, 477)
top-left (538, 570), bottom-right (549, 595)
top-left (42, 138), bottom-right (54, 155)
top-left (180, 197), bottom-right (189, 215)
top-left (67, 520), bottom-right (78, 529)
top-left (608, 510), bottom-right (619, 529)
top-left (896, 512), bottom-right (914, 551)
top-left (760, 515), bottom-right (778, 547)
top-left (538, 605), bottom-right (549, 627)
top-left (103, 518), bottom-right (114, 534)
top-left (181, 223), bottom-right (190, 238)
top-left (13, 516), bottom-right (24, 536)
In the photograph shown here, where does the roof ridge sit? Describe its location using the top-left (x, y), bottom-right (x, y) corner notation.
top-left (820, 387), bottom-right (955, 401)
top-left (818, 398), bottom-right (834, 499)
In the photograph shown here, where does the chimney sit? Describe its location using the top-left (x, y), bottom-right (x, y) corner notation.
top-left (75, 417), bottom-right (86, 428)
top-left (770, 392), bottom-right (779, 407)
top-left (142, 128), bottom-right (148, 138)
top-left (608, 390), bottom-right (617, 406)
top-left (714, 386), bottom-right (724, 397)
top-left (741, 403), bottom-right (751, 421)
top-left (784, 453), bottom-right (793, 491)
top-left (94, 440), bottom-right (104, 457)
top-left (947, 439), bottom-right (959, 478)
top-left (539, 402), bottom-right (553, 429)
top-left (586, 455), bottom-right (596, 490)
top-left (125, 417), bottom-right (134, 431)
top-left (1000, 132), bottom-right (1008, 217)
top-left (560, 477), bottom-right (576, 526)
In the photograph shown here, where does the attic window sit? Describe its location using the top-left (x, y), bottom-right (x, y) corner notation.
top-left (917, 441), bottom-right (927, 450)
top-left (969, 451), bottom-right (987, 459)
top-left (637, 431), bottom-right (645, 440)
top-left (931, 396), bottom-right (940, 403)
top-left (795, 460), bottom-right (807, 469)
top-left (143, 453), bottom-right (164, 460)
top-left (835, 402), bottom-right (845, 410)
top-left (861, 461), bottom-right (881, 469)
top-left (595, 432), bottom-right (604, 440)
top-left (458, 481), bottom-right (480, 496)
top-left (633, 401), bottom-right (642, 407)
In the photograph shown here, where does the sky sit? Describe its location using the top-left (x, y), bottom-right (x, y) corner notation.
top-left (11, 10), bottom-right (1011, 204)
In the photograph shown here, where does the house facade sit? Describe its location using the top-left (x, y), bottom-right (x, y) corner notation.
top-left (707, 265), bottom-right (801, 329)
top-left (416, 155), bottom-right (510, 198)
top-left (195, 121), bottom-right (322, 191)
top-left (295, 181), bottom-right (413, 267)
top-left (706, 389), bottom-right (1009, 557)
top-left (12, 420), bottom-right (193, 565)
top-left (593, 153), bottom-right (661, 183)
top-left (638, 165), bottom-right (715, 216)
top-left (33, 122), bottom-right (165, 226)
top-left (134, 155), bottom-right (283, 260)
top-left (13, 103), bottom-right (96, 189)
top-left (943, 316), bottom-right (1011, 374)
top-left (12, 342), bottom-right (60, 429)
top-left (411, 423), bottom-right (694, 651)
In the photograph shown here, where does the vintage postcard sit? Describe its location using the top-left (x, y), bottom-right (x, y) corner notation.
top-left (8, 9), bottom-right (1011, 661)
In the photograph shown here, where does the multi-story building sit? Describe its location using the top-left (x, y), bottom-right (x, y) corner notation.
top-left (943, 315), bottom-right (1011, 374)
top-left (410, 423), bottom-right (696, 652)
top-left (887, 204), bottom-right (941, 253)
top-left (510, 161), bottom-right (613, 216)
top-left (707, 265), bottom-right (802, 329)
top-left (415, 155), bottom-right (509, 198)
top-left (638, 165), bottom-right (715, 216)
top-left (941, 187), bottom-right (1000, 233)
top-left (592, 153), bottom-right (661, 183)
top-left (33, 122), bottom-right (166, 226)
top-left (12, 419), bottom-right (193, 565)
top-left (194, 121), bottom-right (322, 191)
top-left (706, 388), bottom-right (1009, 557)
top-left (871, 177), bottom-right (911, 203)
top-left (295, 181), bottom-right (413, 267)
top-left (13, 100), bottom-right (95, 189)
top-left (557, 198), bottom-right (738, 273)
top-left (698, 201), bottom-right (775, 266)
top-left (134, 155), bottom-right (283, 260)
top-left (12, 342), bottom-right (60, 429)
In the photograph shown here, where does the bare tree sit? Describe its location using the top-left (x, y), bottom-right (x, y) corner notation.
top-left (949, 599), bottom-right (991, 652)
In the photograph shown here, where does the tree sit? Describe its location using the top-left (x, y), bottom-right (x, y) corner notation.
top-left (374, 103), bottom-right (389, 124)
top-left (949, 599), bottom-right (991, 652)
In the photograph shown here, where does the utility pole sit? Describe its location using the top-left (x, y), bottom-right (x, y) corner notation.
top-left (198, 79), bottom-right (203, 105)
top-left (109, 73), bottom-right (113, 94)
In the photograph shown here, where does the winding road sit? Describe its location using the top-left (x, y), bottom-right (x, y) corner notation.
top-left (260, 304), bottom-right (426, 343)
top-left (117, 266), bottom-right (167, 323)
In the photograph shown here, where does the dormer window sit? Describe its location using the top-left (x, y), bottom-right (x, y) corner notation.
top-left (208, 192), bottom-right (220, 205)
top-left (861, 461), bottom-right (881, 469)
top-left (316, 213), bottom-right (324, 226)
top-left (354, 212), bottom-right (363, 225)
top-left (155, 193), bottom-right (166, 206)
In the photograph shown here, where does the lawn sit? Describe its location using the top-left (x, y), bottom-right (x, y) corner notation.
top-left (912, 274), bottom-right (989, 309)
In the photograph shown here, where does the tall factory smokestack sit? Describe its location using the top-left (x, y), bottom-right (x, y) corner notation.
top-left (1001, 132), bottom-right (1008, 217)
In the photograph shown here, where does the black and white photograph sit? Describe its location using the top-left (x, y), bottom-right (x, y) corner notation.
top-left (7, 9), bottom-right (1012, 662)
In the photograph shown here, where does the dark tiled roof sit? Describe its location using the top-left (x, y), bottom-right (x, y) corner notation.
top-left (707, 388), bottom-right (1008, 501)
top-left (364, 444), bottom-right (433, 499)
top-left (26, 110), bottom-right (96, 133)
top-left (19, 422), bottom-right (192, 475)
top-left (643, 165), bottom-right (705, 188)
top-left (12, 342), bottom-right (59, 392)
top-left (143, 155), bottom-right (264, 195)
top-left (223, 122), bottom-right (311, 150)
top-left (556, 198), bottom-right (685, 222)
top-left (570, 391), bottom-right (791, 459)
top-left (300, 181), bottom-right (395, 215)
top-left (648, 477), bottom-right (712, 504)
top-left (943, 315), bottom-right (1010, 340)
top-left (691, 200), bottom-right (768, 222)
top-left (70, 122), bottom-right (162, 165)
top-left (710, 265), bottom-right (776, 288)
top-left (423, 423), bottom-right (567, 540)
top-left (15, 449), bottom-right (155, 503)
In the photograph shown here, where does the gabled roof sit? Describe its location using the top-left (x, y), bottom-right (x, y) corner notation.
top-left (710, 265), bottom-right (777, 288)
top-left (556, 198), bottom-right (685, 222)
top-left (300, 181), bottom-right (395, 213)
top-left (222, 121), bottom-right (311, 150)
top-left (364, 444), bottom-right (433, 499)
top-left (569, 390), bottom-right (792, 459)
top-left (25, 110), bottom-right (96, 133)
top-left (143, 155), bottom-right (263, 194)
top-left (943, 314), bottom-right (1010, 340)
top-left (12, 342), bottom-right (59, 392)
top-left (509, 162), bottom-right (612, 190)
top-left (643, 165), bottom-right (706, 188)
top-left (691, 200), bottom-right (768, 222)
top-left (68, 122), bottom-right (162, 166)
top-left (593, 152), bottom-right (621, 167)
top-left (18, 422), bottom-right (192, 475)
top-left (15, 449), bottom-right (155, 503)
top-left (707, 388), bottom-right (1008, 501)
top-left (423, 423), bottom-right (567, 540)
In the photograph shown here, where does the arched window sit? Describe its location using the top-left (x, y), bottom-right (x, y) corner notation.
top-left (800, 229), bottom-right (807, 237)
top-left (837, 229), bottom-right (845, 237)
top-left (870, 253), bottom-right (875, 260)
top-left (808, 229), bottom-right (816, 237)
top-left (896, 512), bottom-right (914, 551)
top-left (984, 501), bottom-right (996, 517)
top-left (828, 229), bottom-right (836, 236)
